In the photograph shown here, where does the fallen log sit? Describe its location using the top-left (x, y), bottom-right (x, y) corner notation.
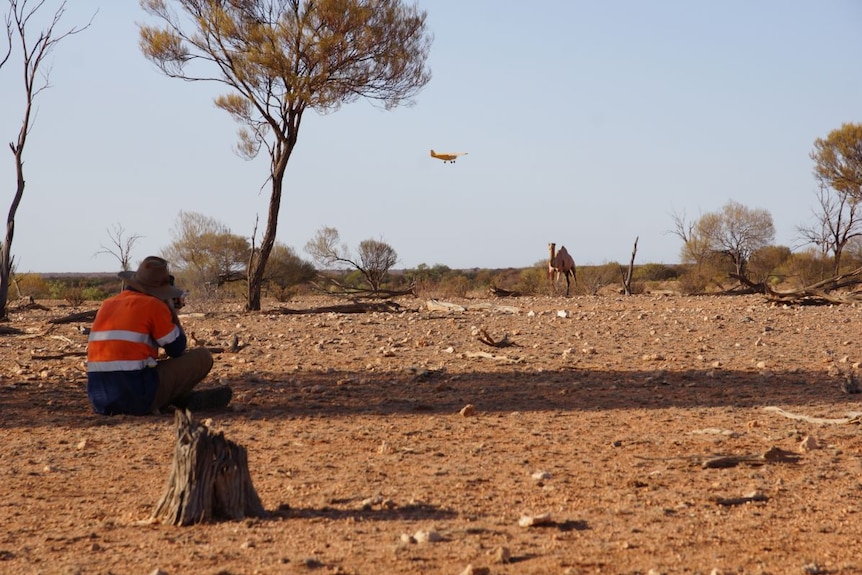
top-left (730, 267), bottom-right (862, 305)
top-left (309, 278), bottom-right (416, 300)
top-left (763, 406), bottom-right (862, 425)
top-left (426, 299), bottom-right (465, 312)
top-left (476, 328), bottom-right (515, 348)
top-left (276, 301), bottom-right (403, 314)
top-left (489, 284), bottom-right (520, 297)
top-left (48, 310), bottom-right (98, 324)
top-left (150, 410), bottom-right (266, 526)
top-left (757, 270), bottom-right (862, 304)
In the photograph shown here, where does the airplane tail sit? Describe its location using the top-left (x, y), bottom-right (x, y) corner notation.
top-left (430, 149), bottom-right (436, 157)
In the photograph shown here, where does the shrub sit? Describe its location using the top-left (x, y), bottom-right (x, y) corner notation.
top-left (437, 274), bottom-right (471, 298)
top-left (63, 286), bottom-right (86, 306)
top-left (8, 273), bottom-right (50, 300)
top-left (785, 251), bottom-right (832, 288)
top-left (633, 263), bottom-right (679, 282)
top-left (577, 263), bottom-right (619, 295)
top-left (513, 267), bottom-right (546, 295)
top-left (747, 245), bottom-right (792, 284)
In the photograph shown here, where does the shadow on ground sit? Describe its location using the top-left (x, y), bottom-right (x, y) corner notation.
top-left (1, 366), bottom-right (854, 430)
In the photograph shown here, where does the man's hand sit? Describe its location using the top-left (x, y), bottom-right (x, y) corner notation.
top-left (165, 298), bottom-right (182, 329)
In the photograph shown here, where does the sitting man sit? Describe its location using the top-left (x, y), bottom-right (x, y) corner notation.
top-left (86, 256), bottom-right (231, 415)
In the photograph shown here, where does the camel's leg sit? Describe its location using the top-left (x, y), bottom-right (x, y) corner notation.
top-left (565, 269), bottom-right (576, 297)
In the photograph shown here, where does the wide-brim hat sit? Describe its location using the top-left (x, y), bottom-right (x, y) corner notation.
top-left (118, 256), bottom-right (184, 300)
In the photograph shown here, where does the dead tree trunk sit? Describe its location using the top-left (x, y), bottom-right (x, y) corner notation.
top-left (621, 236), bottom-right (639, 295)
top-left (151, 410), bottom-right (266, 526)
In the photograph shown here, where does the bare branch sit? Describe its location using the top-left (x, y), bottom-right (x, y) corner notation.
top-left (668, 209), bottom-right (694, 243)
top-left (0, 0), bottom-right (92, 320)
top-left (139, 0), bottom-right (431, 310)
top-left (796, 184), bottom-right (862, 275)
top-left (1, 8), bottom-right (11, 69)
top-left (93, 223), bottom-right (143, 271)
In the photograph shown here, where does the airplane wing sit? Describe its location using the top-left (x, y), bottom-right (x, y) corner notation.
top-left (431, 150), bottom-right (468, 162)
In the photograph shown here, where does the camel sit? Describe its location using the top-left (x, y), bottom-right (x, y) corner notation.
top-left (548, 243), bottom-right (576, 296)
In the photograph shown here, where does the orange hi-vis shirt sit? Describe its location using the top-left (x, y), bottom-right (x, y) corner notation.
top-left (87, 290), bottom-right (181, 372)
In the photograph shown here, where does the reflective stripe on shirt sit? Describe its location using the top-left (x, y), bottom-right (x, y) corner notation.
top-left (89, 329), bottom-right (157, 348)
top-left (87, 357), bottom-right (158, 372)
top-left (155, 325), bottom-right (181, 347)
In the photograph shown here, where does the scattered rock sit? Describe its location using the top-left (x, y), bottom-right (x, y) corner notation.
top-left (518, 512), bottom-right (553, 527)
top-left (800, 435), bottom-right (819, 451)
top-left (377, 441), bottom-right (393, 454)
top-left (492, 545), bottom-right (511, 563)
top-left (413, 529), bottom-right (443, 543)
top-left (460, 404), bottom-right (476, 417)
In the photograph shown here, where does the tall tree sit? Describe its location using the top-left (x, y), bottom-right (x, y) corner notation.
top-left (704, 200), bottom-right (775, 281)
top-left (796, 185), bottom-right (862, 275)
top-left (804, 124), bottom-right (862, 275)
top-left (673, 202), bottom-right (775, 283)
top-left (0, 0), bottom-right (90, 319)
top-left (162, 210), bottom-right (251, 289)
top-left (95, 223), bottom-right (143, 272)
top-left (305, 226), bottom-right (397, 291)
top-left (139, 0), bottom-right (432, 311)
top-left (811, 123), bottom-right (862, 199)
top-left (264, 242), bottom-right (315, 300)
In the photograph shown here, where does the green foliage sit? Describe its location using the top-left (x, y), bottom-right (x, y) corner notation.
top-left (357, 238), bottom-right (398, 291)
top-left (264, 243), bottom-right (316, 302)
top-left (140, 0), bottom-right (432, 310)
top-left (811, 123), bottom-right (862, 199)
top-left (676, 256), bottom-right (736, 294)
top-left (513, 267), bottom-right (546, 295)
top-left (42, 276), bottom-right (115, 304)
top-left (438, 275), bottom-right (471, 298)
top-left (405, 264), bottom-right (484, 298)
top-left (406, 264), bottom-right (451, 296)
top-left (342, 270), bottom-right (367, 290)
top-left (9, 273), bottom-right (51, 300)
top-left (63, 286), bottom-right (86, 306)
top-left (632, 263), bottom-right (679, 282)
top-left (162, 211), bottom-right (250, 297)
top-left (674, 201), bottom-right (775, 281)
top-left (676, 269), bottom-right (711, 295)
top-left (785, 250), bottom-right (833, 288)
top-left (747, 245), bottom-right (792, 284)
top-left (306, 228), bottom-right (399, 291)
top-left (577, 263), bottom-right (618, 295)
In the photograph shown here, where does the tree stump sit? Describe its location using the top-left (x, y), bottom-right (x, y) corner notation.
top-left (151, 410), bottom-right (266, 526)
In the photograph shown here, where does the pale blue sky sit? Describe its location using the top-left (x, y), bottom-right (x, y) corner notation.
top-left (1, 1), bottom-right (860, 273)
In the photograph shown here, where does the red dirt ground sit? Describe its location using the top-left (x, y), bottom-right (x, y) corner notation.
top-left (2, 293), bottom-right (862, 574)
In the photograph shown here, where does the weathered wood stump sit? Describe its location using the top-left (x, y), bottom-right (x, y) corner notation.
top-left (151, 410), bottom-right (266, 526)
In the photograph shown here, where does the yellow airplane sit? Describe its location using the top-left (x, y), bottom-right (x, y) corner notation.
top-left (430, 149), bottom-right (468, 164)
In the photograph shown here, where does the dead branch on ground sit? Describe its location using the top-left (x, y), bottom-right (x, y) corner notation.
top-left (309, 276), bottom-right (416, 301)
top-left (48, 310), bottom-right (98, 324)
top-left (730, 266), bottom-right (862, 305)
top-left (476, 328), bottom-right (514, 348)
top-left (276, 301), bottom-right (404, 314)
top-left (489, 284), bottom-right (520, 297)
